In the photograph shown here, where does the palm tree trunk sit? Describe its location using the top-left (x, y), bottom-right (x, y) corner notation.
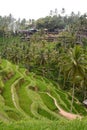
top-left (70, 83), bottom-right (75, 112)
top-left (83, 85), bottom-right (86, 100)
top-left (63, 72), bottom-right (66, 89)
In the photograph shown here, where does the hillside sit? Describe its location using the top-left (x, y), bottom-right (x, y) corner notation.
top-left (0, 59), bottom-right (87, 129)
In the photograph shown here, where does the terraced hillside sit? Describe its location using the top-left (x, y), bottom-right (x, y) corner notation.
top-left (0, 59), bottom-right (87, 124)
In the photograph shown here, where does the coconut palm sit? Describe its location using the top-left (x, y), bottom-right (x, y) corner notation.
top-left (59, 45), bottom-right (87, 112)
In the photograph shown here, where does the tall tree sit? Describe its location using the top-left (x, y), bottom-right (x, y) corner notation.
top-left (59, 45), bottom-right (87, 112)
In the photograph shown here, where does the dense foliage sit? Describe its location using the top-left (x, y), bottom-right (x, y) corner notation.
top-left (0, 10), bottom-right (87, 129)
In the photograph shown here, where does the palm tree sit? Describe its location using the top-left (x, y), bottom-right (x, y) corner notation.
top-left (61, 8), bottom-right (65, 15)
top-left (59, 45), bottom-right (87, 112)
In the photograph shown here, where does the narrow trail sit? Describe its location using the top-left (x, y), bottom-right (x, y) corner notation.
top-left (11, 77), bottom-right (30, 118)
top-left (47, 93), bottom-right (82, 120)
top-left (11, 78), bottom-right (23, 109)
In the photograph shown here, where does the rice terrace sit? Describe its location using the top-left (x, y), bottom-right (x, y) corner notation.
top-left (0, 6), bottom-right (87, 130)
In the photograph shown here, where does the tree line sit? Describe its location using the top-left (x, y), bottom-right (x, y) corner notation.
top-left (0, 10), bottom-right (87, 111)
top-left (0, 10), bottom-right (87, 34)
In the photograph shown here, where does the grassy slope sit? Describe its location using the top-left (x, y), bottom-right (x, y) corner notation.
top-left (0, 119), bottom-right (87, 130)
top-left (0, 59), bottom-right (87, 129)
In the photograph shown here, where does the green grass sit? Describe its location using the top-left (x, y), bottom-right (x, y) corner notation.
top-left (6, 110), bottom-right (23, 121)
top-left (35, 79), bottom-right (47, 91)
top-left (0, 59), bottom-right (87, 129)
top-left (39, 92), bottom-right (57, 111)
top-left (38, 107), bottom-right (58, 120)
top-left (55, 89), bottom-right (78, 113)
top-left (0, 119), bottom-right (87, 130)
top-left (15, 80), bottom-right (33, 117)
top-left (51, 89), bottom-right (69, 111)
top-left (2, 73), bottom-right (20, 108)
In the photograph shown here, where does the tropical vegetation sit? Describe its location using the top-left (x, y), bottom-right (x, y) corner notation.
top-left (0, 10), bottom-right (87, 129)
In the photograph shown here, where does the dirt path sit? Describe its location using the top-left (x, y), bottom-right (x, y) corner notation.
top-left (47, 93), bottom-right (82, 120)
